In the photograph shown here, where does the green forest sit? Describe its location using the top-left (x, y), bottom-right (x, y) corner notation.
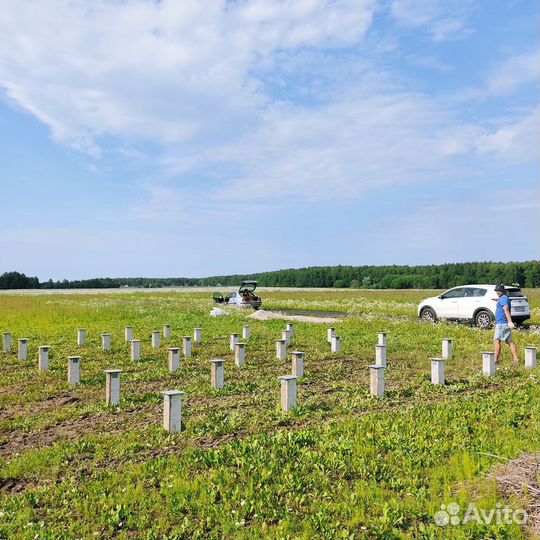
top-left (1, 261), bottom-right (538, 290)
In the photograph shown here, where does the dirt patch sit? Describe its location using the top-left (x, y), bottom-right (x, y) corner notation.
top-left (0, 391), bottom-right (87, 423)
top-left (0, 406), bottom-right (160, 458)
top-left (0, 476), bottom-right (31, 494)
top-left (488, 453), bottom-right (540, 538)
top-left (249, 309), bottom-right (342, 324)
top-left (43, 392), bottom-right (80, 407)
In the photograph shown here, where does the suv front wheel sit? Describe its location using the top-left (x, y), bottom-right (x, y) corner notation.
top-left (474, 310), bottom-right (493, 328)
top-left (421, 307), bottom-right (437, 323)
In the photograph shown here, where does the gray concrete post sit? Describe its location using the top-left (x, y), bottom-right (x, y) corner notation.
top-left (291, 351), bottom-right (304, 378)
top-left (229, 333), bottom-right (239, 351)
top-left (282, 330), bottom-right (291, 345)
top-left (77, 329), bottom-right (86, 346)
top-left (162, 390), bottom-right (185, 432)
top-left (151, 331), bottom-right (160, 349)
top-left (286, 323), bottom-right (294, 336)
top-left (168, 347), bottom-right (180, 372)
top-left (276, 339), bottom-right (286, 361)
top-left (524, 347), bottom-right (537, 369)
top-left (375, 345), bottom-right (387, 367)
top-left (431, 358), bottom-right (445, 385)
top-left (38, 346), bottom-right (50, 371)
top-left (242, 325), bottom-right (251, 339)
top-left (101, 333), bottom-right (111, 352)
top-left (327, 327), bottom-right (335, 343)
top-left (279, 375), bottom-right (297, 412)
top-left (442, 338), bottom-right (453, 360)
top-left (163, 324), bottom-right (171, 339)
top-left (3, 332), bottom-right (12, 353)
top-left (183, 336), bottom-right (192, 357)
top-left (104, 369), bottom-right (122, 405)
top-left (194, 328), bottom-right (203, 343)
top-left (68, 356), bottom-right (81, 384)
top-left (377, 332), bottom-right (387, 346)
top-left (18, 338), bottom-right (29, 360)
top-left (331, 335), bottom-right (341, 353)
top-left (369, 365), bottom-right (385, 397)
top-left (131, 339), bottom-right (141, 361)
top-left (482, 352), bottom-right (496, 377)
top-left (235, 342), bottom-right (246, 366)
top-left (210, 359), bottom-right (225, 389)
top-left (124, 326), bottom-right (133, 342)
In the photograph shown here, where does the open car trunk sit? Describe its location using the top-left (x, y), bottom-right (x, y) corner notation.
top-left (239, 281), bottom-right (257, 294)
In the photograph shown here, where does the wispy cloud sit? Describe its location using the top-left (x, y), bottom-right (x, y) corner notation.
top-left (486, 50), bottom-right (539, 96)
top-left (128, 186), bottom-right (188, 222)
top-left (435, 106), bottom-right (539, 162)
top-left (473, 106), bottom-right (539, 160)
top-left (0, 0), bottom-right (376, 152)
top-left (211, 91), bottom-right (451, 200)
top-left (453, 49), bottom-right (539, 103)
top-left (405, 54), bottom-right (453, 72)
top-left (0, 0), bottom-right (537, 209)
top-left (390, 0), bottom-right (473, 41)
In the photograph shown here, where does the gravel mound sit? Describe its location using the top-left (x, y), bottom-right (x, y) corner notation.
top-left (248, 309), bottom-right (341, 324)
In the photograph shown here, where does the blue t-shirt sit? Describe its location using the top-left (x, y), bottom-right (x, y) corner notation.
top-left (495, 295), bottom-right (511, 324)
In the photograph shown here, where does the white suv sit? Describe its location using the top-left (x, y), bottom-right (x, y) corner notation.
top-left (418, 285), bottom-right (531, 328)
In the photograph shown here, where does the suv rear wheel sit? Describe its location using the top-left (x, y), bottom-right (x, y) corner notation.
top-left (474, 309), bottom-right (493, 328)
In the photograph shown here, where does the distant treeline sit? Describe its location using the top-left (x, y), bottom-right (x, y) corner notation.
top-left (0, 271), bottom-right (40, 289)
top-left (199, 261), bottom-right (540, 289)
top-left (1, 261), bottom-right (539, 290)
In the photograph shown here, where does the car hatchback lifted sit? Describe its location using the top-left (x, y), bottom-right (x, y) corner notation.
top-left (418, 284), bottom-right (531, 328)
top-left (213, 281), bottom-right (262, 309)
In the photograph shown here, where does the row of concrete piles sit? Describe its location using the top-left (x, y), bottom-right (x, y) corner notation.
top-left (369, 336), bottom-right (538, 397)
top-left (76, 325), bottom-right (203, 355)
top-left (2, 326), bottom-right (538, 432)
top-left (2, 324), bottom-right (232, 376)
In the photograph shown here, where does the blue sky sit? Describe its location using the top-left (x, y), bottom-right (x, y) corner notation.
top-left (0, 0), bottom-right (538, 280)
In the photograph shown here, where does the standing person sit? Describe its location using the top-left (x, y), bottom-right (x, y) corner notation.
top-left (493, 284), bottom-right (520, 364)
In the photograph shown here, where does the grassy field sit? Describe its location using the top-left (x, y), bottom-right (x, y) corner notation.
top-left (0, 288), bottom-right (538, 539)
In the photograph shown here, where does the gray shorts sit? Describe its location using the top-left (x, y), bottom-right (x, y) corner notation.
top-left (494, 324), bottom-right (512, 342)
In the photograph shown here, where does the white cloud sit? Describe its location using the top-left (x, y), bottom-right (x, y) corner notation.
top-left (390, 0), bottom-right (473, 41)
top-left (200, 99), bottom-right (537, 202)
top-left (405, 54), bottom-right (453, 72)
top-left (0, 0), bottom-right (376, 153)
top-left (453, 49), bottom-right (539, 103)
top-left (0, 0), bottom-right (537, 210)
top-left (211, 91), bottom-right (452, 200)
top-left (473, 107), bottom-right (539, 160)
top-left (436, 107), bottom-right (539, 162)
top-left (486, 50), bottom-right (539, 96)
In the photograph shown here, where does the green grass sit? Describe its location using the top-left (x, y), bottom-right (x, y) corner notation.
top-left (0, 289), bottom-right (538, 539)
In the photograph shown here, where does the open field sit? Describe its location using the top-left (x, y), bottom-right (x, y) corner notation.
top-left (0, 289), bottom-right (538, 539)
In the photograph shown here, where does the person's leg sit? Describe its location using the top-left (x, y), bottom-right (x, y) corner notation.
top-left (494, 339), bottom-right (502, 362)
top-left (507, 339), bottom-right (520, 363)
